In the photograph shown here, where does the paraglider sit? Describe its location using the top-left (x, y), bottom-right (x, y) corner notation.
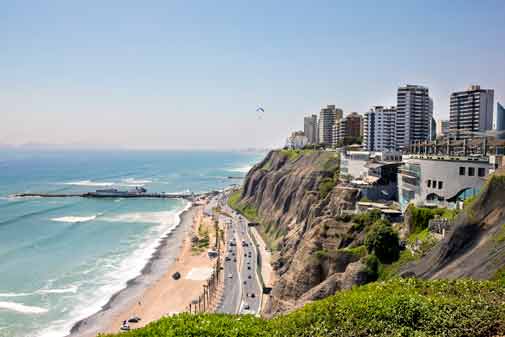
top-left (256, 106), bottom-right (265, 119)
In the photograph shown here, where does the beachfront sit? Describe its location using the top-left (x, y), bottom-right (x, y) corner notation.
top-left (69, 195), bottom-right (226, 336)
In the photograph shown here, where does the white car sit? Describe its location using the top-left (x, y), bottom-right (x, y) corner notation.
top-left (228, 273), bottom-right (233, 278)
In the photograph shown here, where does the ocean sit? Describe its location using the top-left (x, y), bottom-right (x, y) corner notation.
top-left (0, 149), bottom-right (263, 337)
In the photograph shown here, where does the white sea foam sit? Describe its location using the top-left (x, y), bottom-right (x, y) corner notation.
top-left (34, 201), bottom-right (192, 337)
top-left (0, 301), bottom-right (48, 314)
top-left (51, 215), bottom-right (98, 223)
top-left (63, 180), bottom-right (115, 187)
top-left (227, 165), bottom-right (252, 173)
top-left (0, 292), bottom-right (32, 297)
top-left (36, 286), bottom-right (78, 294)
top-left (121, 178), bottom-right (152, 185)
top-left (103, 210), bottom-right (180, 225)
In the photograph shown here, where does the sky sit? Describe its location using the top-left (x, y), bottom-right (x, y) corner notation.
top-left (1, 0), bottom-right (504, 149)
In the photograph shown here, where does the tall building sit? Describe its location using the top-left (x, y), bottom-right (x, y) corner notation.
top-left (363, 106), bottom-right (396, 151)
top-left (332, 112), bottom-right (363, 146)
top-left (436, 119), bottom-right (450, 138)
top-left (497, 102), bottom-right (505, 140)
top-left (430, 117), bottom-right (437, 141)
top-left (396, 85), bottom-right (433, 151)
top-left (303, 114), bottom-right (318, 144)
top-left (318, 105), bottom-right (343, 145)
top-left (449, 85), bottom-right (494, 140)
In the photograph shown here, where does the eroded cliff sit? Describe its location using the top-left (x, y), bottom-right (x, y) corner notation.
top-left (233, 150), bottom-right (372, 314)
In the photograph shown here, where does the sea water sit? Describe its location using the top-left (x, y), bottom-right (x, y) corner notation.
top-left (0, 149), bottom-right (263, 337)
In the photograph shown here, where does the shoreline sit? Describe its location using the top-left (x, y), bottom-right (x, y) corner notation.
top-left (67, 202), bottom-right (198, 337)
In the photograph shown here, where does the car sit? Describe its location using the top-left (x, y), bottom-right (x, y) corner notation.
top-left (244, 253), bottom-right (247, 257)
top-left (128, 316), bottom-right (141, 323)
top-left (248, 275), bottom-right (252, 279)
top-left (243, 303), bottom-right (250, 310)
top-left (250, 293), bottom-right (256, 298)
top-left (228, 273), bottom-right (233, 278)
top-left (243, 280), bottom-right (247, 284)
top-left (225, 256), bottom-right (231, 261)
top-left (247, 266), bottom-right (251, 270)
top-left (233, 258), bottom-right (237, 262)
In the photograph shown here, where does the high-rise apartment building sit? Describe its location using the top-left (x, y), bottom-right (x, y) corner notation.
top-left (303, 114), bottom-right (318, 144)
top-left (497, 102), bottom-right (505, 140)
top-left (436, 119), bottom-right (450, 138)
top-left (363, 106), bottom-right (396, 151)
top-left (318, 105), bottom-right (343, 145)
top-left (449, 85), bottom-right (494, 140)
top-left (332, 112), bottom-right (363, 146)
top-left (396, 85), bottom-right (433, 151)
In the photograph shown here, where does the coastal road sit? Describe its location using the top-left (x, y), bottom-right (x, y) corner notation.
top-left (215, 194), bottom-right (262, 315)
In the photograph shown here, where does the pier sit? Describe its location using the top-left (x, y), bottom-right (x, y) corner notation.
top-left (14, 192), bottom-right (194, 200)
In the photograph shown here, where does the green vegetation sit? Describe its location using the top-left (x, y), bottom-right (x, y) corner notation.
top-left (280, 149), bottom-right (316, 161)
top-left (494, 223), bottom-right (505, 244)
top-left (365, 219), bottom-right (400, 263)
top-left (351, 209), bottom-right (382, 232)
top-left (363, 253), bottom-right (380, 281)
top-left (227, 190), bottom-right (258, 222)
top-left (192, 224), bottom-right (210, 254)
top-left (337, 245), bottom-right (367, 258)
top-left (228, 190), bottom-right (280, 251)
top-left (379, 249), bottom-right (417, 281)
top-left (318, 177), bottom-right (335, 199)
top-left (407, 205), bottom-right (458, 233)
top-left (100, 278), bottom-right (505, 337)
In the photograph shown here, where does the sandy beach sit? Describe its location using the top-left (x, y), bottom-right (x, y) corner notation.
top-left (69, 196), bottom-right (222, 337)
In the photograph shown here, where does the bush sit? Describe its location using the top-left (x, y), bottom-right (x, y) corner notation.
top-left (365, 219), bottom-right (400, 263)
top-left (318, 177), bottom-right (335, 199)
top-left (99, 278), bottom-right (505, 337)
top-left (364, 254), bottom-right (380, 281)
top-left (408, 206), bottom-right (458, 233)
top-left (351, 209), bottom-right (382, 232)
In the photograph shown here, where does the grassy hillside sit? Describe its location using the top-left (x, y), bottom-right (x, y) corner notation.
top-left (99, 278), bottom-right (505, 337)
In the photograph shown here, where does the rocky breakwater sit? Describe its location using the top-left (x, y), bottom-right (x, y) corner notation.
top-left (232, 150), bottom-right (376, 315)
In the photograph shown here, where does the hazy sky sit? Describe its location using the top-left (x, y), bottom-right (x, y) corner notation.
top-left (2, 1), bottom-right (504, 149)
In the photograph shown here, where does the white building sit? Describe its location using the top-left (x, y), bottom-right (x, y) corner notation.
top-left (363, 106), bottom-right (397, 151)
top-left (304, 114), bottom-right (318, 144)
top-left (340, 150), bottom-right (402, 179)
top-left (318, 105), bottom-right (343, 145)
top-left (396, 85), bottom-right (433, 151)
top-left (398, 154), bottom-right (491, 210)
top-left (286, 131), bottom-right (308, 149)
top-left (450, 85), bottom-right (494, 140)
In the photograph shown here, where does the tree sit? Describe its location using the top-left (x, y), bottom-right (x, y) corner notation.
top-left (365, 219), bottom-right (400, 263)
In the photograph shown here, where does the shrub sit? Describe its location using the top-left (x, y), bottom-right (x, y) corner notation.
top-left (365, 219), bottom-right (400, 263)
top-left (318, 177), bottom-right (335, 199)
top-left (99, 278), bottom-right (505, 337)
top-left (364, 253), bottom-right (380, 281)
top-left (351, 209), bottom-right (382, 232)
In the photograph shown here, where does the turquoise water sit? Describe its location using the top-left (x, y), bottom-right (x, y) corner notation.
top-left (0, 150), bottom-right (262, 337)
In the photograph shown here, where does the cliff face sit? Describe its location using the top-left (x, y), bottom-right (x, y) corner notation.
top-left (236, 150), bottom-right (367, 314)
top-left (402, 170), bottom-right (505, 280)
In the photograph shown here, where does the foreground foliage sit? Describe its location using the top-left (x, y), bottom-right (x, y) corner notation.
top-left (100, 278), bottom-right (505, 337)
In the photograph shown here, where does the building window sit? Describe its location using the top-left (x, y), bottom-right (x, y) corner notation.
top-left (468, 167), bottom-right (475, 176)
top-left (478, 167), bottom-right (486, 177)
top-left (427, 180), bottom-right (431, 188)
top-left (459, 167), bottom-right (465, 176)
top-left (438, 181), bottom-right (443, 189)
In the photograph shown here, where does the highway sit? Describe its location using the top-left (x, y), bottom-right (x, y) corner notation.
top-left (215, 194), bottom-right (262, 315)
